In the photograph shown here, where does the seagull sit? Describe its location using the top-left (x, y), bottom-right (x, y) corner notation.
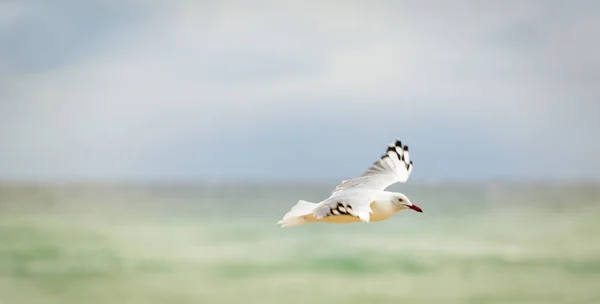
top-left (278, 139), bottom-right (422, 227)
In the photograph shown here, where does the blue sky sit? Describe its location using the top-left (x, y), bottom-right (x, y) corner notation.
top-left (1, 0), bottom-right (598, 182)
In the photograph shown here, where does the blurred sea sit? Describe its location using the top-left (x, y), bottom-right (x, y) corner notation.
top-left (1, 181), bottom-right (599, 304)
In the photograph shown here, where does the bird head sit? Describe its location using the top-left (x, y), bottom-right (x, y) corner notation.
top-left (392, 193), bottom-right (423, 213)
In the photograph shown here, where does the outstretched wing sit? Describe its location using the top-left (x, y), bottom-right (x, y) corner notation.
top-left (332, 139), bottom-right (413, 194)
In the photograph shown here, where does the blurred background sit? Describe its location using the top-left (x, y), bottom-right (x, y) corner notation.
top-left (1, 0), bottom-right (599, 303)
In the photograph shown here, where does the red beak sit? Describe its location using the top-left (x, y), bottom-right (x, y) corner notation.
top-left (408, 204), bottom-right (423, 213)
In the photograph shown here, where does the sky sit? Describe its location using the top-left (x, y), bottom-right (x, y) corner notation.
top-left (0, 0), bottom-right (599, 182)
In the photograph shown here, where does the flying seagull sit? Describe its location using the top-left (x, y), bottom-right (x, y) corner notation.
top-left (278, 139), bottom-right (422, 227)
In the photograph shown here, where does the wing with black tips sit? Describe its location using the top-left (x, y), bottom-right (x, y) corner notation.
top-left (332, 139), bottom-right (413, 193)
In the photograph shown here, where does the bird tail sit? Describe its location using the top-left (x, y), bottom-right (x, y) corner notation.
top-left (277, 200), bottom-right (317, 228)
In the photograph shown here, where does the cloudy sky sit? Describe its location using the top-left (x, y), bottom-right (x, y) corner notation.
top-left (1, 0), bottom-right (598, 182)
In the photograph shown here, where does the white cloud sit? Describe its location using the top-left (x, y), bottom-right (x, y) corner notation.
top-left (2, 0), bottom-right (599, 179)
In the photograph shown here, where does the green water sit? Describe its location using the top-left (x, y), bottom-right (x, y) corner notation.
top-left (0, 182), bottom-right (599, 303)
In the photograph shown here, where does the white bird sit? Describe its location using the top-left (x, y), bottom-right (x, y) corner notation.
top-left (278, 139), bottom-right (422, 227)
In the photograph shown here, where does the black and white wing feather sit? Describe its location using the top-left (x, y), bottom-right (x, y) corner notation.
top-left (332, 139), bottom-right (413, 193)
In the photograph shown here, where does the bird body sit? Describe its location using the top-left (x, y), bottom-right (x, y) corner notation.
top-left (278, 139), bottom-right (423, 227)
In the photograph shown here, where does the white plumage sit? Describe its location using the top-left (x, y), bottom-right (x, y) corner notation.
top-left (278, 139), bottom-right (423, 228)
